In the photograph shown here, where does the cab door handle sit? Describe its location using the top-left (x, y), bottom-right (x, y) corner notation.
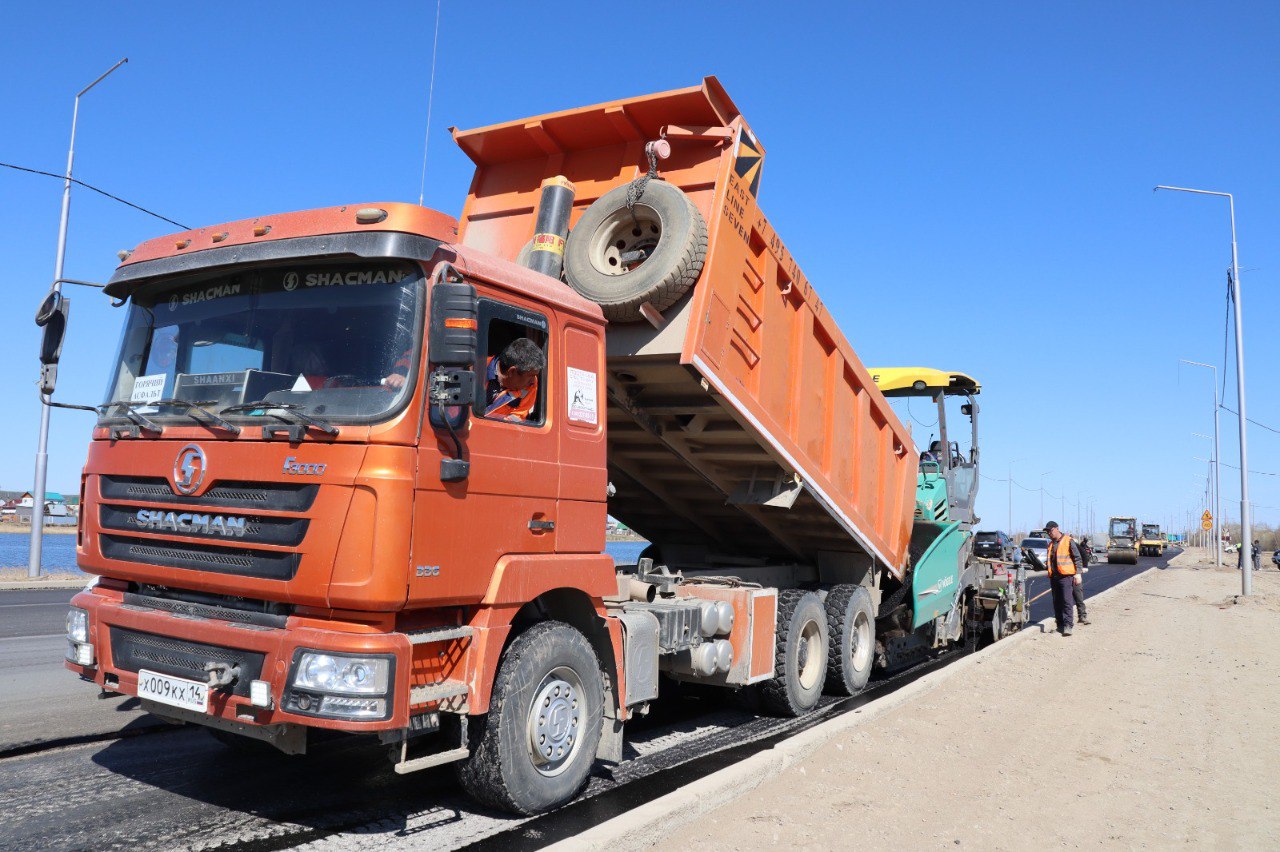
top-left (529, 519), bottom-right (555, 532)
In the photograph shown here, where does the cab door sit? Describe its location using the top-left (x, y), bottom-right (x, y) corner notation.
top-left (409, 292), bottom-right (560, 606)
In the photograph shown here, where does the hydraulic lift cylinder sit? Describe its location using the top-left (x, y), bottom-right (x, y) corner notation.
top-left (525, 175), bottom-right (575, 279)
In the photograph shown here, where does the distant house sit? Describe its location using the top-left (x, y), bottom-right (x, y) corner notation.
top-left (14, 491), bottom-right (75, 524)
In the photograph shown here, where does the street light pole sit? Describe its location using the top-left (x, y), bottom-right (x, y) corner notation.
top-left (1156, 185), bottom-right (1251, 595)
top-left (28, 58), bottom-right (128, 579)
top-left (1039, 470), bottom-right (1052, 526)
top-left (1182, 359), bottom-right (1222, 567)
top-left (1008, 457), bottom-right (1025, 535)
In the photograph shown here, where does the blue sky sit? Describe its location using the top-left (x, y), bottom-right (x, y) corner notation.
top-left (3, 1), bottom-right (1276, 537)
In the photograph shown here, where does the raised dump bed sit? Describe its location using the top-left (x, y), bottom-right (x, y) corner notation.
top-left (453, 77), bottom-right (917, 579)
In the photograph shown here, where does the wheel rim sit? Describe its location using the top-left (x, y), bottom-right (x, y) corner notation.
top-left (587, 205), bottom-right (662, 276)
top-left (797, 617), bottom-right (823, 690)
top-left (527, 666), bottom-right (585, 777)
top-left (850, 610), bottom-right (873, 672)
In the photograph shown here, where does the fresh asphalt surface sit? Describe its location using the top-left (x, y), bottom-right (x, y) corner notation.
top-left (0, 552), bottom-right (1166, 851)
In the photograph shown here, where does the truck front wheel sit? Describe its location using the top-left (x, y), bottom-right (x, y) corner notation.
top-left (759, 590), bottom-right (828, 716)
top-left (456, 621), bottom-right (604, 815)
top-left (824, 584), bottom-right (875, 696)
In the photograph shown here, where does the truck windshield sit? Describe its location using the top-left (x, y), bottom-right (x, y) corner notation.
top-left (102, 260), bottom-right (422, 425)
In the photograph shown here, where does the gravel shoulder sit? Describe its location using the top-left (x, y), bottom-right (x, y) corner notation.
top-left (663, 551), bottom-right (1280, 850)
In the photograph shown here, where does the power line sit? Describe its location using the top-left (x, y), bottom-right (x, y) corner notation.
top-left (1, 161), bottom-right (188, 229)
top-left (1216, 460), bottom-right (1280, 477)
top-left (1220, 404), bottom-right (1280, 436)
top-left (1221, 270), bottom-right (1232, 402)
top-left (416, 0), bottom-right (443, 206)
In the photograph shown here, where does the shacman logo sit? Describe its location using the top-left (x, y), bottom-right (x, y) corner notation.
top-left (283, 272), bottom-right (300, 291)
top-left (173, 444), bottom-right (206, 495)
top-left (134, 510), bottom-right (246, 538)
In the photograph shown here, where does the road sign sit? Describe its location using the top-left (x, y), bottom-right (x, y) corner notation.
top-left (1202, 519), bottom-right (1213, 531)
top-left (1202, 510), bottom-right (1213, 522)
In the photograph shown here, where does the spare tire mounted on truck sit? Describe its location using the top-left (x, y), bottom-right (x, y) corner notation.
top-left (563, 180), bottom-right (707, 323)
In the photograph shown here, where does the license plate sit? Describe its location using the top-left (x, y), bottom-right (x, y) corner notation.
top-left (137, 669), bottom-right (209, 712)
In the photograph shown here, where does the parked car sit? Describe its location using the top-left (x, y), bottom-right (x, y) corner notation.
top-left (974, 530), bottom-right (1017, 562)
top-left (1021, 537), bottom-right (1051, 570)
top-left (1272, 550), bottom-right (1280, 569)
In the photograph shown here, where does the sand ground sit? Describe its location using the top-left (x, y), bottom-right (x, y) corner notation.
top-left (663, 550), bottom-right (1280, 850)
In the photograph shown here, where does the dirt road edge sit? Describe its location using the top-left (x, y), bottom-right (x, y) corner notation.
top-left (552, 562), bottom-right (1160, 851)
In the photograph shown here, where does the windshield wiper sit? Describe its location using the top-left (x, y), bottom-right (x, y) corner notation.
top-left (222, 401), bottom-right (339, 437)
top-left (98, 401), bottom-right (162, 434)
top-left (152, 399), bottom-right (242, 435)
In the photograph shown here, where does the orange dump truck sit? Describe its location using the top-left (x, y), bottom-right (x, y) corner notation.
top-left (56, 78), bottom-right (927, 814)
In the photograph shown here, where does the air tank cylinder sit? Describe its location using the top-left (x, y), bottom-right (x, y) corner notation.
top-left (525, 175), bottom-right (576, 279)
top-left (666, 639), bottom-right (734, 677)
top-left (697, 600), bottom-right (736, 638)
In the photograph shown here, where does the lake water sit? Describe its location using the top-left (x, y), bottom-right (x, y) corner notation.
top-left (1, 532), bottom-right (79, 573)
top-left (1, 532), bottom-right (649, 576)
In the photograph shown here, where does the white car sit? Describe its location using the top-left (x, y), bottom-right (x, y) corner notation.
top-left (1021, 538), bottom-right (1050, 569)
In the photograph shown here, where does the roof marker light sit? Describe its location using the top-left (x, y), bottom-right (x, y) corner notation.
top-left (175, 239), bottom-right (191, 249)
top-left (211, 232), bottom-right (229, 243)
top-left (355, 208), bottom-right (388, 224)
top-left (253, 225), bottom-right (271, 237)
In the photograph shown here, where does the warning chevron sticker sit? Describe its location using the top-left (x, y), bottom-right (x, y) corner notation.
top-left (733, 126), bottom-right (763, 197)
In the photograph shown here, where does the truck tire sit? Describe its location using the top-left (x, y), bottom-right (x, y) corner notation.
top-left (824, 585), bottom-right (875, 695)
top-left (456, 621), bottom-right (604, 815)
top-left (759, 590), bottom-right (828, 716)
top-left (562, 180), bottom-right (706, 323)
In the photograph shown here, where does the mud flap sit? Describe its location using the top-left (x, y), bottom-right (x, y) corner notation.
top-left (596, 717), bottom-right (624, 763)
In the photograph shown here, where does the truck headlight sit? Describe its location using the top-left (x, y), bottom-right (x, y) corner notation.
top-left (66, 607), bottom-right (88, 643)
top-left (291, 652), bottom-right (390, 696)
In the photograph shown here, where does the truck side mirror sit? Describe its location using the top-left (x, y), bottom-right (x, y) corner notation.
top-left (428, 266), bottom-right (478, 367)
top-left (427, 266), bottom-right (479, 482)
top-left (35, 291), bottom-right (70, 394)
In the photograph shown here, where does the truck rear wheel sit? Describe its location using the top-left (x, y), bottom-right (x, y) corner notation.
top-left (760, 590), bottom-right (828, 716)
top-left (456, 621), bottom-right (604, 815)
top-left (562, 180), bottom-right (706, 323)
top-left (824, 585), bottom-right (875, 696)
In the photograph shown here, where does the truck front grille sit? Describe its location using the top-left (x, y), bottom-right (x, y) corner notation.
top-left (100, 534), bottom-right (299, 581)
top-left (100, 476), bottom-right (318, 512)
top-left (98, 504), bottom-right (309, 547)
top-left (110, 628), bottom-right (265, 697)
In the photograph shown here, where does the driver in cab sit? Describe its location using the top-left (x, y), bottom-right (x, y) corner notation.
top-left (482, 338), bottom-right (544, 422)
top-left (381, 337), bottom-right (544, 423)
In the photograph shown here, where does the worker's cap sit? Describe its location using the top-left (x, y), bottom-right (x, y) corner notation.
top-left (1043, 521), bottom-right (1059, 531)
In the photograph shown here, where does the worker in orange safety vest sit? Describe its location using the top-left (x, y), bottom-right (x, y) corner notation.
top-left (1044, 521), bottom-right (1086, 636)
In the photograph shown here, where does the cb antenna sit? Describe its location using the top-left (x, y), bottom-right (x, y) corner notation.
top-left (417, 0), bottom-right (443, 206)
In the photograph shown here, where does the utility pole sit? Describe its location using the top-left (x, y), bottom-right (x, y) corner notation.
top-left (1182, 359), bottom-right (1222, 567)
top-left (1039, 470), bottom-right (1052, 527)
top-left (28, 58), bottom-right (129, 579)
top-left (1156, 185), bottom-right (1251, 594)
top-left (1008, 458), bottom-right (1024, 534)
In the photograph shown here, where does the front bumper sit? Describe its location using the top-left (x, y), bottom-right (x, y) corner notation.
top-left (65, 587), bottom-right (414, 732)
